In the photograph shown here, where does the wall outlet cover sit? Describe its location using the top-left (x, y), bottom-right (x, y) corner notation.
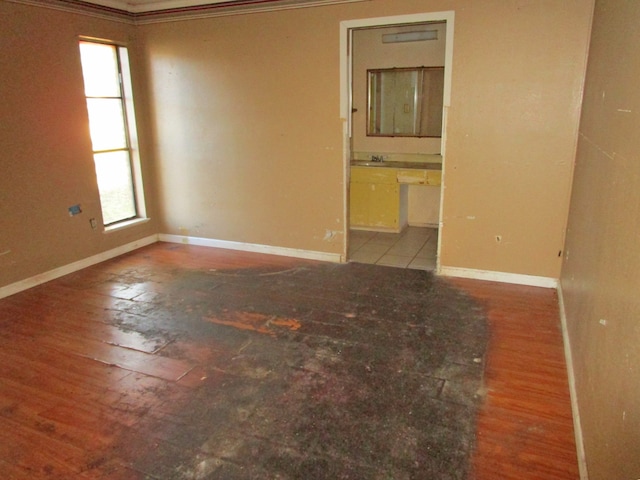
top-left (68, 204), bottom-right (82, 216)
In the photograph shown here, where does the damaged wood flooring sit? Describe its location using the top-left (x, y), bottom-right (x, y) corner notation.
top-left (0, 243), bottom-right (578, 479)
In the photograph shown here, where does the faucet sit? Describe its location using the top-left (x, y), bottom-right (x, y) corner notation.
top-left (371, 155), bottom-right (384, 162)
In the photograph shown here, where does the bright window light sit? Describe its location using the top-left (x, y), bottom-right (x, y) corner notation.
top-left (79, 40), bottom-right (143, 226)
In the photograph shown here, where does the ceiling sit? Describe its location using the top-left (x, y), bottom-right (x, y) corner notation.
top-left (60, 0), bottom-right (366, 16)
top-left (81, 0), bottom-right (240, 14)
top-left (9, 0), bottom-right (367, 24)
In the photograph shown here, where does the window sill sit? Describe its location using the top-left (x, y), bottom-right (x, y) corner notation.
top-left (104, 217), bottom-right (150, 234)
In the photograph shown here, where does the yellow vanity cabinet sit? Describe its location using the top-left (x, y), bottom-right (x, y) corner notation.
top-left (349, 163), bottom-right (442, 232)
top-left (395, 168), bottom-right (442, 186)
top-left (349, 166), bottom-right (403, 231)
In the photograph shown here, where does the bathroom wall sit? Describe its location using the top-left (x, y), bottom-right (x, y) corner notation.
top-left (351, 22), bottom-right (446, 156)
top-left (0, 2), bottom-right (158, 289)
top-left (408, 189), bottom-right (439, 227)
top-left (351, 22), bottom-right (445, 228)
top-left (561, 1), bottom-right (640, 478)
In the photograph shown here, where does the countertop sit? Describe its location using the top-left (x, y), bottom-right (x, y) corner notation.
top-left (350, 160), bottom-right (442, 170)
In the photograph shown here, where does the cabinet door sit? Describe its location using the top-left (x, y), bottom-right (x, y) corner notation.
top-left (349, 182), bottom-right (371, 226)
top-left (350, 182), bottom-right (400, 229)
top-left (369, 183), bottom-right (400, 228)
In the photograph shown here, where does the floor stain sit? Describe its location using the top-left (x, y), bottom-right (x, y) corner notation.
top-left (205, 311), bottom-right (302, 337)
top-left (116, 259), bottom-right (490, 479)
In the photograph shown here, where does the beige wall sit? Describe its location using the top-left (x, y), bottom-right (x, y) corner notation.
top-left (140, 6), bottom-right (353, 254)
top-left (0, 2), bottom-right (158, 288)
top-left (5, 2), bottom-right (638, 475)
top-left (140, 0), bottom-right (593, 278)
top-left (561, 1), bottom-right (640, 478)
top-left (1, 0), bottom-right (594, 289)
top-left (440, 1), bottom-right (593, 277)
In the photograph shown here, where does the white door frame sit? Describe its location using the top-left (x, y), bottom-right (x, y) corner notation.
top-left (339, 11), bottom-right (455, 273)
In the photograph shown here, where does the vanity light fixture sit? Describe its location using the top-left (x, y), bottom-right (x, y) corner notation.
top-left (382, 30), bottom-right (438, 43)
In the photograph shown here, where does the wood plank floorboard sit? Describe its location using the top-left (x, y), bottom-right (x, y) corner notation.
top-left (451, 279), bottom-right (579, 480)
top-left (0, 243), bottom-right (578, 479)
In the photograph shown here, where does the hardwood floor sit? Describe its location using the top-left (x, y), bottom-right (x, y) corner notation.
top-left (0, 243), bottom-right (578, 479)
top-left (454, 279), bottom-right (580, 479)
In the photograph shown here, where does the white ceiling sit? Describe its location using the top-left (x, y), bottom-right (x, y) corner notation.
top-left (77, 0), bottom-right (366, 14)
top-left (82, 0), bottom-right (237, 13)
top-left (13, 0), bottom-right (367, 20)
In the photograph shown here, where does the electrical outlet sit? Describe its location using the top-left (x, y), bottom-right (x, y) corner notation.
top-left (68, 204), bottom-right (82, 216)
top-left (89, 218), bottom-right (98, 230)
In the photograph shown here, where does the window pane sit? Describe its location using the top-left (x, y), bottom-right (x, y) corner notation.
top-left (80, 40), bottom-right (144, 227)
top-left (79, 42), bottom-right (120, 97)
top-left (87, 98), bottom-right (127, 151)
top-left (94, 151), bottom-right (136, 225)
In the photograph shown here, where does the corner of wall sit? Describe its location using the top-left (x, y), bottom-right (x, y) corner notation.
top-left (556, 282), bottom-right (589, 480)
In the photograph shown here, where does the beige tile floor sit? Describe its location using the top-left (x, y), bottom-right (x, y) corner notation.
top-left (348, 226), bottom-right (438, 270)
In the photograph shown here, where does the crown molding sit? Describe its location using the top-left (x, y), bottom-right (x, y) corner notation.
top-left (8, 0), bottom-right (135, 23)
top-left (6, 0), bottom-right (369, 24)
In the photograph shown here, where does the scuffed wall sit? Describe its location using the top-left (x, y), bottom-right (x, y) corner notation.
top-left (140, 0), bottom-right (593, 278)
top-left (1, 0), bottom-right (594, 289)
top-left (561, 1), bottom-right (640, 478)
top-left (440, 1), bottom-right (593, 278)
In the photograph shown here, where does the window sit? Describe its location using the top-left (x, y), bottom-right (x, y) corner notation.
top-left (79, 40), bottom-right (144, 227)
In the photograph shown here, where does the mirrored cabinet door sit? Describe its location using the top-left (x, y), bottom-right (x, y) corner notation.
top-left (367, 67), bottom-right (444, 138)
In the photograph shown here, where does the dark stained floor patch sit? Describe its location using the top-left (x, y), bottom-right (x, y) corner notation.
top-left (104, 258), bottom-right (489, 479)
top-left (0, 245), bottom-right (490, 479)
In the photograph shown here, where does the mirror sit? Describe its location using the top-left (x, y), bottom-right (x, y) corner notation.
top-left (367, 67), bottom-right (444, 138)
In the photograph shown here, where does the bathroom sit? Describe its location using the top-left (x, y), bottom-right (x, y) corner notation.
top-left (348, 21), bottom-right (447, 270)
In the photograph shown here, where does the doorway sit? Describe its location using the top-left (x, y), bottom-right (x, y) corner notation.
top-left (340, 12), bottom-right (454, 272)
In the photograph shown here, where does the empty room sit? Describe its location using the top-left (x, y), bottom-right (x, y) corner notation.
top-left (1, 0), bottom-right (638, 478)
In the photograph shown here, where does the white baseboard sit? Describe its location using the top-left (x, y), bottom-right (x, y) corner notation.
top-left (407, 222), bottom-right (439, 229)
top-left (557, 284), bottom-right (589, 480)
top-left (438, 265), bottom-right (558, 288)
top-left (159, 233), bottom-right (344, 263)
top-left (0, 234), bottom-right (158, 300)
top-left (1, 233), bottom-right (341, 300)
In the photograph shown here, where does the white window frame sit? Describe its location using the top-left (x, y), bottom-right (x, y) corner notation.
top-left (79, 37), bottom-right (147, 231)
